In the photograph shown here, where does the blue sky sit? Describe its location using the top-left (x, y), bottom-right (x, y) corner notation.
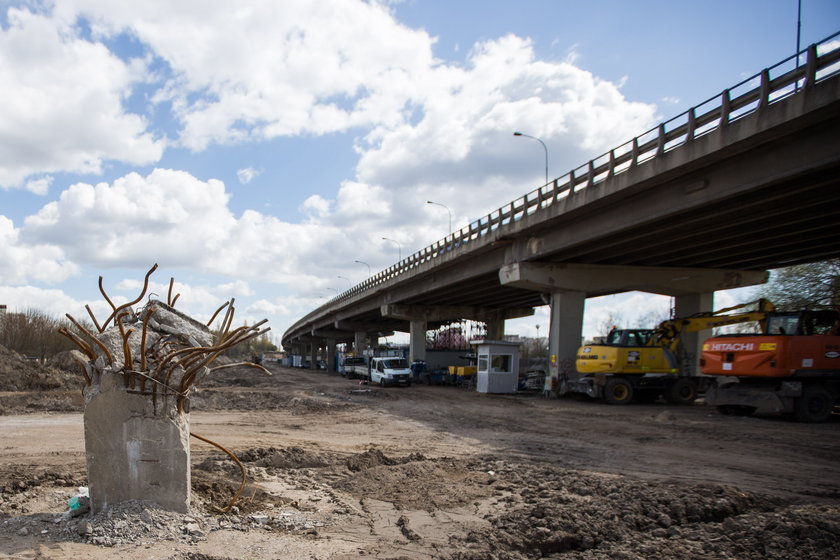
top-left (1, 0), bottom-right (838, 346)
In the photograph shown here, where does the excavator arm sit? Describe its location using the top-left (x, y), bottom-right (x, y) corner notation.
top-left (651, 299), bottom-right (775, 352)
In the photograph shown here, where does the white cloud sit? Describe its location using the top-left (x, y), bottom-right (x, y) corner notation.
top-left (236, 167), bottom-right (260, 184)
top-left (0, 7), bottom-right (164, 189)
top-left (24, 176), bottom-right (52, 195)
top-left (22, 169), bottom-right (236, 268)
top-left (300, 195), bottom-right (331, 219)
top-left (55, 0), bottom-right (436, 151)
top-left (0, 215), bottom-right (79, 285)
top-left (0, 285), bottom-right (84, 318)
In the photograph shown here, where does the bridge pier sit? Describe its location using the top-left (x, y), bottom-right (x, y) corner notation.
top-left (674, 293), bottom-right (714, 375)
top-left (309, 342), bottom-right (318, 370)
top-left (484, 311), bottom-right (506, 341)
top-left (546, 291), bottom-right (586, 395)
top-left (326, 338), bottom-right (337, 373)
top-left (409, 320), bottom-right (427, 364)
top-left (354, 331), bottom-right (366, 357)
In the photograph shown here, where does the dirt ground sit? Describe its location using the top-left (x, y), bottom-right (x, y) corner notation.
top-left (1, 350), bottom-right (839, 559)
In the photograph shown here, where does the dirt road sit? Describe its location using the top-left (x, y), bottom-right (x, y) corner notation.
top-left (1, 363), bottom-right (839, 559)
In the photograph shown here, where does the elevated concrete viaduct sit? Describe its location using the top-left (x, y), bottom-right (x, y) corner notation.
top-left (283, 38), bottom-right (840, 390)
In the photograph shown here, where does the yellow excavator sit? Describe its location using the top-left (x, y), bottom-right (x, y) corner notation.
top-left (573, 299), bottom-right (775, 405)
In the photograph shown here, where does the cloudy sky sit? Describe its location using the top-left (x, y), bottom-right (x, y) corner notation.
top-left (1, 0), bottom-right (838, 346)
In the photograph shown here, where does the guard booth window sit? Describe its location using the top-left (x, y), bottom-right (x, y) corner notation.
top-left (491, 354), bottom-right (512, 373)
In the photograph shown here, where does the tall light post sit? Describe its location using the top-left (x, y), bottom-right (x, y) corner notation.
top-left (513, 131), bottom-right (548, 185)
top-left (426, 200), bottom-right (452, 235)
top-left (354, 259), bottom-right (371, 278)
top-left (327, 287), bottom-right (339, 295)
top-left (381, 237), bottom-right (402, 261)
top-left (337, 275), bottom-right (351, 289)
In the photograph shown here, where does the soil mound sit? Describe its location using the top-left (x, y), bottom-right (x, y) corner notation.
top-left (338, 456), bottom-right (494, 510)
top-left (0, 344), bottom-right (81, 393)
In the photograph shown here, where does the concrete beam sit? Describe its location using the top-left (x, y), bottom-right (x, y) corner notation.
top-left (499, 262), bottom-right (768, 297)
top-left (381, 303), bottom-right (534, 322)
top-left (335, 320), bottom-right (392, 333)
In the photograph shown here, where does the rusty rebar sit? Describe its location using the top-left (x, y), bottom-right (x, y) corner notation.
top-left (209, 361), bottom-right (272, 377)
top-left (67, 352), bottom-right (92, 386)
top-left (189, 432), bottom-right (247, 514)
top-left (101, 263), bottom-right (158, 330)
top-left (57, 328), bottom-right (96, 361)
top-left (64, 313), bottom-right (114, 365)
top-left (206, 300), bottom-right (231, 328)
top-left (139, 305), bottom-right (156, 389)
top-left (115, 311), bottom-right (134, 374)
top-left (85, 304), bottom-right (103, 334)
top-left (98, 276), bottom-right (116, 315)
top-left (167, 277), bottom-right (174, 306)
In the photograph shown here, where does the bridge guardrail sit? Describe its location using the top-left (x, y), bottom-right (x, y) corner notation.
top-left (286, 31), bottom-right (840, 340)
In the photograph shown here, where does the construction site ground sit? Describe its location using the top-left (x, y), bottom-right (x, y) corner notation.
top-left (1, 354), bottom-right (839, 559)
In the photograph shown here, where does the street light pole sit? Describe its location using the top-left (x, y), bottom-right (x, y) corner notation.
top-left (337, 275), bottom-right (351, 289)
top-left (354, 260), bottom-right (371, 278)
top-left (381, 237), bottom-right (402, 261)
top-left (513, 131), bottom-right (548, 185)
top-left (426, 200), bottom-right (452, 235)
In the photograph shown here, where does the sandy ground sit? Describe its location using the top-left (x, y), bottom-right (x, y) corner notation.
top-left (1, 362), bottom-right (839, 559)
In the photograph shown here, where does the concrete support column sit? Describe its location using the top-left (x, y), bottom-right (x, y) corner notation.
top-left (326, 338), bottom-right (337, 373)
top-left (409, 320), bottom-right (427, 364)
top-left (674, 292), bottom-right (714, 376)
top-left (354, 331), bottom-right (366, 355)
top-left (309, 342), bottom-right (318, 370)
top-left (485, 311), bottom-right (505, 341)
top-left (545, 291), bottom-right (585, 396)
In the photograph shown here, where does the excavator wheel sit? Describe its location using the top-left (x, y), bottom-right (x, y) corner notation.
top-left (603, 377), bottom-right (634, 405)
top-left (666, 378), bottom-right (698, 405)
top-left (794, 384), bottom-right (834, 423)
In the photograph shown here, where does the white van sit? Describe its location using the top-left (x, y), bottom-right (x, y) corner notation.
top-left (369, 357), bottom-right (412, 387)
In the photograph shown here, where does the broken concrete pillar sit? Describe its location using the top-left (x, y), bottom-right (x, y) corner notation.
top-left (61, 265), bottom-right (270, 514)
top-left (84, 370), bottom-right (191, 512)
top-left (82, 302), bottom-right (214, 513)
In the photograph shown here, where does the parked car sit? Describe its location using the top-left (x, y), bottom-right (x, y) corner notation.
top-left (369, 357), bottom-right (412, 387)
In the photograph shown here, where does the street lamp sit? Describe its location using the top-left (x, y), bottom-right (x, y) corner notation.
top-left (381, 237), bottom-right (402, 261)
top-left (354, 260), bottom-right (371, 277)
top-left (426, 200), bottom-right (452, 235)
top-left (338, 275), bottom-right (351, 289)
top-left (327, 287), bottom-right (339, 295)
top-left (513, 131), bottom-right (548, 185)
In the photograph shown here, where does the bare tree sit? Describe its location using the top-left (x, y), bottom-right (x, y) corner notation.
top-left (0, 308), bottom-right (77, 361)
top-left (758, 259), bottom-right (840, 311)
top-left (597, 311), bottom-right (624, 337)
top-left (634, 308), bottom-right (671, 329)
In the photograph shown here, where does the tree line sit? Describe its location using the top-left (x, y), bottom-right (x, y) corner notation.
top-left (0, 308), bottom-right (277, 362)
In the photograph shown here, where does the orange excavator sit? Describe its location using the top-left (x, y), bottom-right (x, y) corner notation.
top-left (701, 308), bottom-right (840, 422)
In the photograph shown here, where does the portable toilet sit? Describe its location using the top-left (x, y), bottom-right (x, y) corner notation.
top-left (474, 340), bottom-right (520, 393)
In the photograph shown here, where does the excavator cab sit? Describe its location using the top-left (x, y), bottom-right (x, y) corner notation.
top-left (764, 310), bottom-right (839, 336)
top-left (604, 329), bottom-right (654, 346)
